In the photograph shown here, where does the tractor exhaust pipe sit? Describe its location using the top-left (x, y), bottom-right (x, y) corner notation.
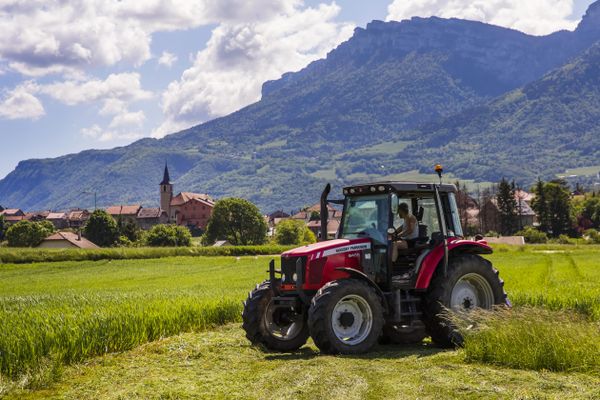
top-left (319, 183), bottom-right (331, 242)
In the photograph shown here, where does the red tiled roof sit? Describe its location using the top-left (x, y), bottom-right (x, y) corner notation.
top-left (42, 232), bottom-right (99, 249)
top-left (170, 192), bottom-right (214, 206)
top-left (68, 210), bottom-right (89, 221)
top-left (47, 212), bottom-right (67, 220)
top-left (137, 208), bottom-right (165, 219)
top-left (0, 208), bottom-right (24, 216)
top-left (105, 205), bottom-right (142, 216)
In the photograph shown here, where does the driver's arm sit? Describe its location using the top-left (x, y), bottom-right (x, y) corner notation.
top-left (398, 216), bottom-right (416, 238)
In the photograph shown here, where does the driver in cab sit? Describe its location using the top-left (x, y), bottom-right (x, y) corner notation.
top-left (392, 202), bottom-right (418, 262)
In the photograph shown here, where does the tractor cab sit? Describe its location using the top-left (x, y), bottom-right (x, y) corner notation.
top-left (337, 182), bottom-right (462, 290)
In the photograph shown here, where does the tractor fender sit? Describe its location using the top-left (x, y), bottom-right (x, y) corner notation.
top-left (414, 240), bottom-right (493, 290)
top-left (335, 267), bottom-right (389, 313)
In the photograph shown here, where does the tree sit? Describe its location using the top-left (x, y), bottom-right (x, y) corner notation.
top-left (83, 209), bottom-right (120, 247)
top-left (120, 219), bottom-right (141, 243)
top-left (496, 178), bottom-right (517, 235)
top-left (545, 180), bottom-right (573, 236)
top-left (274, 219), bottom-right (316, 245)
top-left (145, 224), bottom-right (192, 247)
top-left (203, 198), bottom-right (267, 245)
top-left (580, 197), bottom-right (600, 229)
top-left (5, 220), bottom-right (53, 247)
top-left (532, 178), bottom-right (550, 232)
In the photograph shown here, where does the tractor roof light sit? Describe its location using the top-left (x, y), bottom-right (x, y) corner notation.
top-left (378, 186), bottom-right (385, 192)
top-left (350, 188), bottom-right (355, 194)
top-left (370, 186), bottom-right (376, 192)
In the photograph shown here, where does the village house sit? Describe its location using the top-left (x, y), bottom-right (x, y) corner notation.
top-left (288, 203), bottom-right (342, 239)
top-left (136, 207), bottom-right (169, 230)
top-left (106, 205), bottom-right (142, 226)
top-left (479, 191), bottom-right (537, 234)
top-left (67, 209), bottom-right (90, 229)
top-left (46, 212), bottom-right (69, 229)
top-left (0, 208), bottom-right (26, 225)
top-left (160, 164), bottom-right (214, 231)
top-left (24, 210), bottom-right (50, 222)
top-left (38, 231), bottom-right (99, 249)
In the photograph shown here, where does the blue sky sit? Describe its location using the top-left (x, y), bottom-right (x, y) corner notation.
top-left (0, 0), bottom-right (594, 179)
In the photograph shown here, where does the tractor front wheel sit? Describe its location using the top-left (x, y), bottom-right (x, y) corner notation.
top-left (242, 280), bottom-right (309, 352)
top-left (423, 254), bottom-right (508, 348)
top-left (308, 279), bottom-right (384, 354)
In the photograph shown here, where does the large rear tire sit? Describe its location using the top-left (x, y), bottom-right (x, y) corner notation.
top-left (242, 280), bottom-right (309, 352)
top-left (423, 254), bottom-right (508, 348)
top-left (308, 279), bottom-right (384, 354)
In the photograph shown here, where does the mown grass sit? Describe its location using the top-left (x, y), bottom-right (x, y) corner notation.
top-left (0, 244), bottom-right (294, 264)
top-left (5, 325), bottom-right (600, 400)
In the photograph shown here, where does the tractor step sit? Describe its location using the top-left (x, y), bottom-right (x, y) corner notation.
top-left (391, 273), bottom-right (414, 289)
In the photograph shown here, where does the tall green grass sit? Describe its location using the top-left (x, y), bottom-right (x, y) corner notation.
top-left (452, 307), bottom-right (600, 372)
top-left (0, 256), bottom-right (268, 387)
top-left (0, 245), bottom-right (295, 264)
top-left (488, 247), bottom-right (600, 320)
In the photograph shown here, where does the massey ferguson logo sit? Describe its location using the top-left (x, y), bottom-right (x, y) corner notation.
top-left (347, 252), bottom-right (360, 258)
top-left (322, 242), bottom-right (370, 257)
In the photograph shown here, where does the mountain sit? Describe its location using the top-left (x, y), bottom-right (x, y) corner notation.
top-left (2, 2), bottom-right (600, 212)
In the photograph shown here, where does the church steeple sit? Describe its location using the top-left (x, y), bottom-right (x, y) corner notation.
top-left (159, 163), bottom-right (173, 219)
top-left (160, 163), bottom-right (171, 185)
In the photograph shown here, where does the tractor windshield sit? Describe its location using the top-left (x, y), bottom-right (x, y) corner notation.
top-left (340, 194), bottom-right (389, 244)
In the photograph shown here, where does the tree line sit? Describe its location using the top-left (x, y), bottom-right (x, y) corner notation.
top-left (455, 177), bottom-right (600, 243)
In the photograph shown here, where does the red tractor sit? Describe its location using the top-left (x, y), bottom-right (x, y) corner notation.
top-left (243, 169), bottom-right (508, 354)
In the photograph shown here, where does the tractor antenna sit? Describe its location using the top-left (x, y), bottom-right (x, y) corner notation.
top-left (435, 164), bottom-right (444, 185)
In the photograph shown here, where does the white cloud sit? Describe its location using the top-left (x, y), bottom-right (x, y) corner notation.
top-left (386, 0), bottom-right (579, 36)
top-left (158, 51), bottom-right (178, 68)
top-left (39, 73), bottom-right (152, 106)
top-left (108, 110), bottom-right (146, 129)
top-left (0, 0), bottom-right (306, 77)
top-left (154, 2), bottom-right (354, 137)
top-left (81, 123), bottom-right (144, 142)
top-left (0, 83), bottom-right (45, 120)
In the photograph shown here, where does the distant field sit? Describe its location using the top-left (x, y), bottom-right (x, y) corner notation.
top-left (557, 164), bottom-right (600, 177)
top-left (1, 245), bottom-right (600, 398)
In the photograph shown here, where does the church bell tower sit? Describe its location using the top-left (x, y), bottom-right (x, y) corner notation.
top-left (160, 163), bottom-right (173, 218)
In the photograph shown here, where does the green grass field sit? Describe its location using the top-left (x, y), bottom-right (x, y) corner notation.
top-left (1, 246), bottom-right (600, 398)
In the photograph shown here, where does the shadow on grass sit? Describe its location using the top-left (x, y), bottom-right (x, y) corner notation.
top-left (264, 343), bottom-right (450, 361)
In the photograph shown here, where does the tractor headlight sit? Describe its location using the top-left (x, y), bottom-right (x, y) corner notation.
top-left (292, 273), bottom-right (298, 282)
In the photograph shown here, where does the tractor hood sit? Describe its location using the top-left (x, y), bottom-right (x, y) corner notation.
top-left (282, 238), bottom-right (371, 258)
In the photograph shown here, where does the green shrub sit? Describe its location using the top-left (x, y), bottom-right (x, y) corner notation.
top-left (584, 229), bottom-right (600, 244)
top-left (5, 220), bottom-right (53, 247)
top-left (0, 245), bottom-right (297, 264)
top-left (515, 226), bottom-right (548, 244)
top-left (145, 225), bottom-right (192, 247)
top-left (557, 234), bottom-right (574, 245)
top-left (274, 219), bottom-right (316, 245)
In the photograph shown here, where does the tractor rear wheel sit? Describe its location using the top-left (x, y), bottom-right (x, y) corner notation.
top-left (242, 280), bottom-right (309, 352)
top-left (308, 279), bottom-right (384, 354)
top-left (423, 254), bottom-right (508, 348)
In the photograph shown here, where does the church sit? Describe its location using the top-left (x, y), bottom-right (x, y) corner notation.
top-left (159, 164), bottom-right (215, 231)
